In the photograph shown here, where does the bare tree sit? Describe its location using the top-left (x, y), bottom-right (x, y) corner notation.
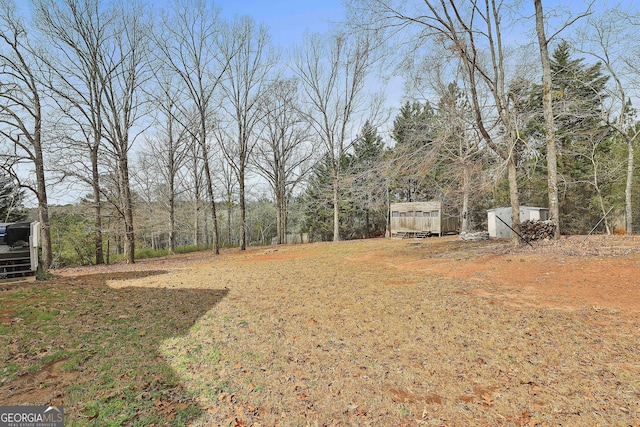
top-left (0, 0), bottom-right (52, 269)
top-left (155, 0), bottom-right (225, 254)
top-left (534, 0), bottom-right (560, 238)
top-left (214, 157), bottom-right (237, 247)
top-left (579, 7), bottom-right (640, 234)
top-left (534, 0), bottom-right (592, 238)
top-left (140, 68), bottom-right (190, 252)
top-left (181, 125), bottom-right (207, 247)
top-left (350, 0), bottom-right (530, 243)
top-left (253, 77), bottom-right (314, 244)
top-left (132, 150), bottom-right (165, 249)
top-left (293, 31), bottom-right (376, 242)
top-left (434, 82), bottom-right (484, 233)
top-left (217, 16), bottom-right (276, 250)
top-left (33, 0), bottom-right (115, 264)
top-left (99, 1), bottom-right (151, 263)
top-left (580, 129), bottom-right (619, 233)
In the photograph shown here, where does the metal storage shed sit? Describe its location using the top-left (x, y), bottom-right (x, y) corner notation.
top-left (390, 201), bottom-right (458, 238)
top-left (487, 206), bottom-right (549, 238)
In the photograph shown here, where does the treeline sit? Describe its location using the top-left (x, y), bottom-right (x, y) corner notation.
top-left (1, 0), bottom-right (639, 269)
top-left (346, 0), bottom-right (640, 243)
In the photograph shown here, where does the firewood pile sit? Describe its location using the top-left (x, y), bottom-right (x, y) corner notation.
top-left (520, 220), bottom-right (556, 241)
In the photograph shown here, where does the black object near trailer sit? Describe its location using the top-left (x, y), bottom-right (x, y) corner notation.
top-left (0, 222), bottom-right (39, 282)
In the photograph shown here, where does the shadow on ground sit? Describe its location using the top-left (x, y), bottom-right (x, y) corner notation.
top-left (0, 270), bottom-right (228, 426)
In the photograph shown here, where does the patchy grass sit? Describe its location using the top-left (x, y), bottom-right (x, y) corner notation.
top-left (106, 244), bottom-right (213, 263)
top-left (0, 271), bottom-right (228, 426)
top-left (2, 238), bottom-right (640, 426)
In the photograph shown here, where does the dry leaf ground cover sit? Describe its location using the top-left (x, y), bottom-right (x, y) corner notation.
top-left (1, 236), bottom-right (640, 426)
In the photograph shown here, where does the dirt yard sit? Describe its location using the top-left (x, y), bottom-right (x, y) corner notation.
top-left (5, 235), bottom-right (640, 426)
top-left (57, 234), bottom-right (640, 314)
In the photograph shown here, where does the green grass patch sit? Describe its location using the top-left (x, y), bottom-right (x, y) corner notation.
top-left (0, 276), bottom-right (228, 426)
top-left (107, 244), bottom-right (213, 264)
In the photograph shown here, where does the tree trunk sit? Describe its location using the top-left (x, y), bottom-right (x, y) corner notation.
top-left (204, 166), bottom-right (219, 254)
top-left (507, 153), bottom-right (521, 244)
top-left (36, 193), bottom-right (52, 271)
top-left (625, 138), bottom-right (634, 234)
top-left (276, 200), bottom-right (283, 244)
top-left (33, 114), bottom-right (52, 271)
top-left (226, 199), bottom-right (232, 245)
top-left (193, 199), bottom-right (200, 246)
top-left (534, 0), bottom-right (560, 238)
top-left (281, 197), bottom-right (288, 244)
top-left (120, 154), bottom-right (135, 264)
top-left (193, 152), bottom-right (200, 246)
top-left (332, 167), bottom-right (341, 241)
top-left (461, 163), bottom-right (470, 233)
top-left (200, 147), bottom-right (219, 254)
top-left (239, 165), bottom-right (246, 250)
top-left (276, 183), bottom-right (286, 245)
top-left (595, 182), bottom-right (611, 234)
top-left (169, 182), bottom-right (176, 253)
top-left (365, 209), bottom-right (370, 238)
top-left (91, 144), bottom-right (104, 264)
top-left (197, 117), bottom-right (219, 254)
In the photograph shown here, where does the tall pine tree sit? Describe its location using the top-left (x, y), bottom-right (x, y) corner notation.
top-left (390, 101), bottom-right (440, 202)
top-left (301, 121), bottom-right (388, 241)
top-left (524, 41), bottom-right (612, 234)
top-left (346, 121), bottom-right (387, 238)
top-left (551, 41), bottom-right (611, 233)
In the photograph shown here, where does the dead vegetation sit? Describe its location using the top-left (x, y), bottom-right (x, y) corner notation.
top-left (3, 236), bottom-right (640, 426)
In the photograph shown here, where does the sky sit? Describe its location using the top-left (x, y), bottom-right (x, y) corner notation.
top-left (29, 0), bottom-right (637, 205)
top-left (216, 0), bottom-right (346, 48)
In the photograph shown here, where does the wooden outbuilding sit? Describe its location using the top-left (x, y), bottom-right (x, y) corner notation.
top-left (389, 201), bottom-right (458, 238)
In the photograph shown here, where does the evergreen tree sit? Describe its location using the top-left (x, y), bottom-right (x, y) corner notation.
top-left (346, 121), bottom-right (387, 238)
top-left (524, 41), bottom-right (613, 234)
top-left (389, 101), bottom-right (440, 202)
top-left (391, 101), bottom-right (436, 149)
top-left (352, 120), bottom-right (385, 167)
top-left (552, 41), bottom-right (612, 233)
top-left (301, 122), bottom-right (388, 241)
top-left (301, 154), bottom-right (346, 242)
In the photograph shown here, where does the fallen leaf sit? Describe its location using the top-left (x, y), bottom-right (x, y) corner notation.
top-left (481, 393), bottom-right (494, 406)
top-left (516, 409), bottom-right (531, 426)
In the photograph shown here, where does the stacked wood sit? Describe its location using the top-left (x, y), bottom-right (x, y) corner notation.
top-left (460, 231), bottom-right (490, 241)
top-left (520, 220), bottom-right (556, 241)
